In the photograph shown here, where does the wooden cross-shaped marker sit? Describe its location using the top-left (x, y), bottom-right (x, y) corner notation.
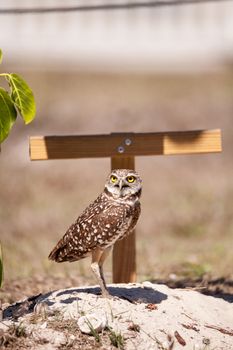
top-left (30, 129), bottom-right (222, 283)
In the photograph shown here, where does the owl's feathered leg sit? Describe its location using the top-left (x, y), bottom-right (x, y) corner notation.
top-left (99, 247), bottom-right (112, 294)
top-left (91, 247), bottom-right (111, 298)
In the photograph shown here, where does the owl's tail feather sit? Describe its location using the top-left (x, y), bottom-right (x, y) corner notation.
top-left (49, 242), bottom-right (85, 263)
top-left (48, 243), bottom-right (68, 263)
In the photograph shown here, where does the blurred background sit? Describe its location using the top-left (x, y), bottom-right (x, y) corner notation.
top-left (0, 0), bottom-right (232, 300)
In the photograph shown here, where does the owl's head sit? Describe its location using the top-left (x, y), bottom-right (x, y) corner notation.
top-left (104, 169), bottom-right (142, 200)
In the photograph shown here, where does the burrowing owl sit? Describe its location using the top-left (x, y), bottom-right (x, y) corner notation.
top-left (49, 169), bottom-right (142, 297)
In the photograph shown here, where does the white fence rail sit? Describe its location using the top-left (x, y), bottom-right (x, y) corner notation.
top-left (1, 0), bottom-right (233, 71)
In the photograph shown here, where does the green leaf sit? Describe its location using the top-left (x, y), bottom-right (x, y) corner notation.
top-left (0, 88), bottom-right (17, 143)
top-left (0, 242), bottom-right (3, 288)
top-left (0, 49), bottom-right (2, 64)
top-left (6, 73), bottom-right (36, 124)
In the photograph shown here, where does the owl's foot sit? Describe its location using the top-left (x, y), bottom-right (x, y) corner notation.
top-left (101, 290), bottom-right (114, 299)
top-left (100, 288), bottom-right (119, 300)
top-left (102, 294), bottom-right (121, 302)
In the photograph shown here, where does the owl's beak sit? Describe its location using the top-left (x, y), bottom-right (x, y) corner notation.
top-left (118, 179), bottom-right (128, 190)
top-left (118, 179), bottom-right (123, 190)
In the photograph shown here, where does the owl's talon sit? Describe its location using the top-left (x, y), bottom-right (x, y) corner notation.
top-left (101, 290), bottom-right (113, 299)
top-left (100, 288), bottom-right (118, 300)
top-left (102, 293), bottom-right (119, 301)
top-left (102, 294), bottom-right (112, 299)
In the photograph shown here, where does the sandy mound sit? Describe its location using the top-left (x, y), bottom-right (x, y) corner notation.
top-left (1, 282), bottom-right (233, 349)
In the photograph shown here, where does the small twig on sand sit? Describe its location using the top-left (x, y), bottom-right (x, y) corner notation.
top-left (181, 312), bottom-right (197, 322)
top-left (204, 324), bottom-right (233, 336)
top-left (181, 323), bottom-right (200, 332)
top-left (174, 331), bottom-right (186, 346)
top-left (141, 328), bottom-right (174, 350)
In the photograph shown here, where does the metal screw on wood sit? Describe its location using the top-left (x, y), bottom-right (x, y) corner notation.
top-left (117, 146), bottom-right (125, 153)
top-left (125, 138), bottom-right (132, 146)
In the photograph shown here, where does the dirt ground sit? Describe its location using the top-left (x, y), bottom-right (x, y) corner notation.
top-left (1, 281), bottom-right (233, 350)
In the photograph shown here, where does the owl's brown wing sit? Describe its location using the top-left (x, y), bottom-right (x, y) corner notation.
top-left (48, 195), bottom-right (132, 263)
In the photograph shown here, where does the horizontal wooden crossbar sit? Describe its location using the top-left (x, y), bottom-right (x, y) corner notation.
top-left (30, 129), bottom-right (222, 160)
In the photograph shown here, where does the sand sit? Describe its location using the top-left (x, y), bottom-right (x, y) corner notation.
top-left (1, 282), bottom-right (233, 349)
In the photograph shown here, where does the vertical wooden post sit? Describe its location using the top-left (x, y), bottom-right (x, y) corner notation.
top-left (111, 156), bottom-right (136, 283)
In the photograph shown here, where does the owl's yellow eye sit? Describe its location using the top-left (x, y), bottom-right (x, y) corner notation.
top-left (111, 175), bottom-right (117, 183)
top-left (127, 176), bottom-right (136, 183)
